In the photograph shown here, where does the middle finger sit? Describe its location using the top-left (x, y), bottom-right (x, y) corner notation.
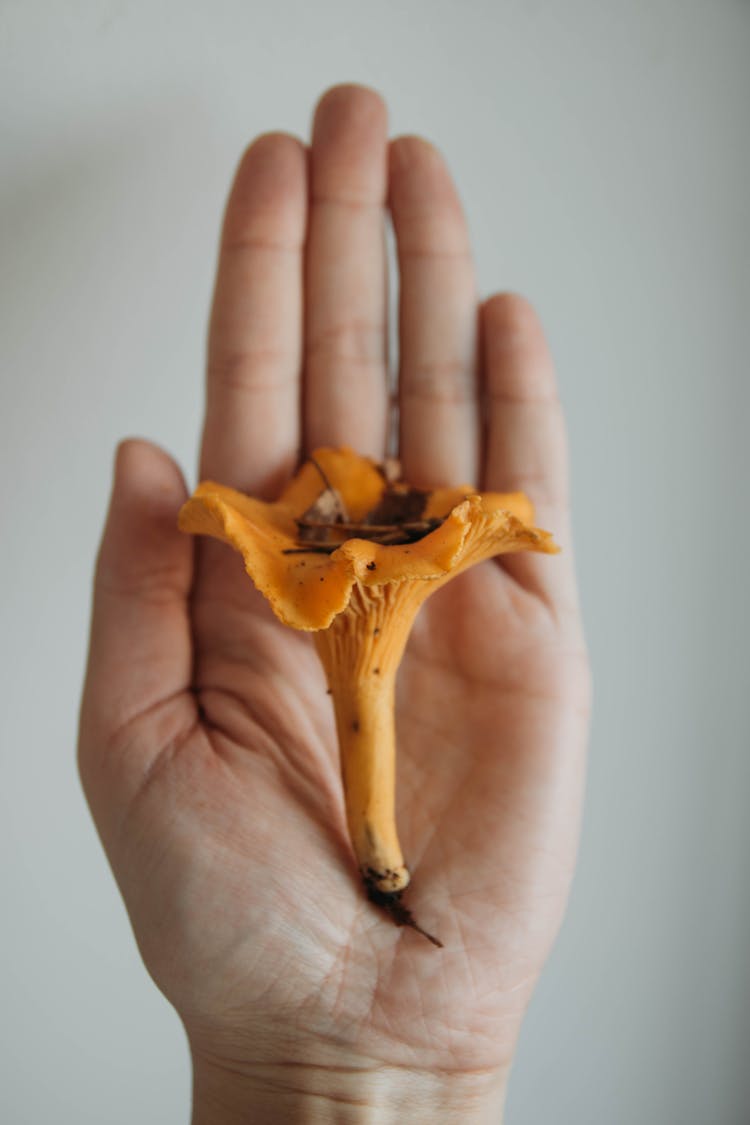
top-left (303, 85), bottom-right (390, 458)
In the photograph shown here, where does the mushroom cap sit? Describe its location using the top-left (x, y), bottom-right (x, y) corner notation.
top-left (178, 446), bottom-right (558, 630)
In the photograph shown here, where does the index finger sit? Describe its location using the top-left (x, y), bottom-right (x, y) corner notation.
top-left (201, 133), bottom-right (307, 498)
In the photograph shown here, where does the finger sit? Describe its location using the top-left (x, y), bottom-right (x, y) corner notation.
top-left (482, 293), bottom-right (579, 610)
top-left (79, 440), bottom-right (195, 798)
top-left (202, 133), bottom-right (307, 497)
top-left (390, 136), bottom-right (479, 488)
top-left (304, 84), bottom-right (389, 457)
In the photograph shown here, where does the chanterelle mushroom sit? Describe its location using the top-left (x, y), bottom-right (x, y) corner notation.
top-left (178, 447), bottom-right (558, 943)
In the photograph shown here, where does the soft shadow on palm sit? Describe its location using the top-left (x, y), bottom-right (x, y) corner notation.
top-left (121, 543), bottom-right (586, 1072)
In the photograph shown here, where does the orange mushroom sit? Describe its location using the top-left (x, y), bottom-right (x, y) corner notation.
top-left (178, 447), bottom-right (558, 942)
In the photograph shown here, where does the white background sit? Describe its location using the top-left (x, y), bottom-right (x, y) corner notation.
top-left (2, 1), bottom-right (749, 1121)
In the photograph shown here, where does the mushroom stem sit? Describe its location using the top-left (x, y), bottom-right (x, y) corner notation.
top-left (314, 581), bottom-right (423, 895)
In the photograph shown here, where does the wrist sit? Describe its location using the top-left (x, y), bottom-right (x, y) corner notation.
top-left (189, 1046), bottom-right (509, 1124)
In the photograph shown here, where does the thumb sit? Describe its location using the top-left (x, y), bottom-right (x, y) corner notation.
top-left (78, 439), bottom-right (195, 813)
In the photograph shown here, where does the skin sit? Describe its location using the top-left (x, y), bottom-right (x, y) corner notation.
top-left (78, 85), bottom-right (591, 1123)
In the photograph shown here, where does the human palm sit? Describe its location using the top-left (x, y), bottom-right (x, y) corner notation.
top-left (79, 85), bottom-right (589, 1116)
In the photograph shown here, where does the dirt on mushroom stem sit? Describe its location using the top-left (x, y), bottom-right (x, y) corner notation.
top-left (364, 879), bottom-right (443, 949)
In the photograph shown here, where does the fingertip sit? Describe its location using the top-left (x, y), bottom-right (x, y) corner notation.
top-left (313, 83), bottom-right (388, 136)
top-left (310, 84), bottom-right (389, 202)
top-left (389, 134), bottom-right (445, 173)
top-left (388, 136), bottom-right (452, 203)
top-left (101, 441), bottom-right (192, 591)
top-left (240, 130), bottom-right (306, 162)
top-left (482, 292), bottom-right (544, 342)
top-left (226, 132), bottom-right (307, 232)
top-left (482, 293), bottom-right (558, 401)
top-left (388, 135), bottom-right (469, 253)
top-left (112, 438), bottom-right (188, 511)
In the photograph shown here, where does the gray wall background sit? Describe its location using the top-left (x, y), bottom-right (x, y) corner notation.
top-left (2, 1), bottom-right (749, 1121)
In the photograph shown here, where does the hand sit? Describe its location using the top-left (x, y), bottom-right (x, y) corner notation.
top-left (79, 85), bottom-right (591, 1123)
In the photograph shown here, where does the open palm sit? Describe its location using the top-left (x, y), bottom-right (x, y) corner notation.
top-left (79, 85), bottom-right (590, 1115)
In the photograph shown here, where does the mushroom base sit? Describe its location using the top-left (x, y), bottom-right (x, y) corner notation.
top-left (363, 878), bottom-right (443, 949)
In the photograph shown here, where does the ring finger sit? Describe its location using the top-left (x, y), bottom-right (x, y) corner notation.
top-left (390, 136), bottom-right (479, 488)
